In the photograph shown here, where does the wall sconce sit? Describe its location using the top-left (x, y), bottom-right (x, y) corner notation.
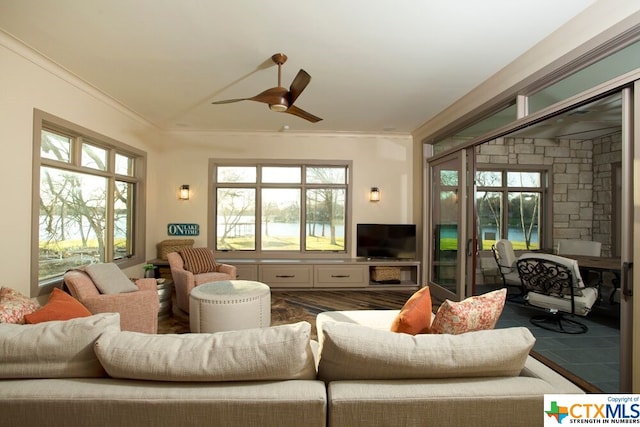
top-left (179, 184), bottom-right (190, 200)
top-left (369, 187), bottom-right (381, 202)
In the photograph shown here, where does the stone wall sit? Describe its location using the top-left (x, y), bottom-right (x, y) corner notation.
top-left (477, 136), bottom-right (597, 243)
top-left (592, 132), bottom-right (622, 257)
top-left (477, 134), bottom-right (621, 282)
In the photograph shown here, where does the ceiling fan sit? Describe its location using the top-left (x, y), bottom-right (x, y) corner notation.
top-left (211, 53), bottom-right (322, 123)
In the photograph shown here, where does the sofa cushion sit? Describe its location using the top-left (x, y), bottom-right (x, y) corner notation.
top-left (95, 321), bottom-right (317, 382)
top-left (179, 247), bottom-right (218, 274)
top-left (0, 287), bottom-right (40, 324)
top-left (24, 288), bottom-right (91, 324)
top-left (317, 322), bottom-right (534, 381)
top-left (430, 288), bottom-right (507, 334)
top-left (84, 263), bottom-right (138, 294)
top-left (0, 313), bottom-right (120, 378)
top-left (390, 286), bottom-right (432, 335)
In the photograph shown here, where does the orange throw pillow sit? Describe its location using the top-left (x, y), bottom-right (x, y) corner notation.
top-left (24, 288), bottom-right (92, 324)
top-left (390, 286), bottom-right (432, 335)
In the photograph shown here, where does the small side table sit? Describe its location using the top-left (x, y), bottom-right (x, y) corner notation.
top-left (156, 279), bottom-right (173, 319)
top-left (189, 280), bottom-right (271, 333)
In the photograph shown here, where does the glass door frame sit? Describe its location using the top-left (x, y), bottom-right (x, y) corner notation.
top-left (424, 77), bottom-right (638, 392)
top-left (425, 149), bottom-right (474, 302)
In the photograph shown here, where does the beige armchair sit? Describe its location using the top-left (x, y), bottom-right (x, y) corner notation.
top-left (63, 269), bottom-right (160, 334)
top-left (167, 249), bottom-right (237, 313)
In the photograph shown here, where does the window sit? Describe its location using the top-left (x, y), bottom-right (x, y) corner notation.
top-left (475, 169), bottom-right (545, 251)
top-left (33, 111), bottom-right (146, 293)
top-left (212, 161), bottom-right (350, 256)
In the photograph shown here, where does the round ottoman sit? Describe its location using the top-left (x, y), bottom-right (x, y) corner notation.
top-left (189, 280), bottom-right (271, 333)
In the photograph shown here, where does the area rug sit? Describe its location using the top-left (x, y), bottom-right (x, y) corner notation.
top-left (158, 294), bottom-right (320, 338)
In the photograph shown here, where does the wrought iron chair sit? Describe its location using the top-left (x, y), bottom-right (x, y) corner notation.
top-left (516, 253), bottom-right (598, 334)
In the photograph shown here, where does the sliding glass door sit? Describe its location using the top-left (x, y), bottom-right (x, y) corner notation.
top-left (427, 150), bottom-right (472, 301)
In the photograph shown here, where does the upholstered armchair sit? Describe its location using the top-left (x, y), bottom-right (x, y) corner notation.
top-left (167, 248), bottom-right (237, 313)
top-left (63, 267), bottom-right (160, 334)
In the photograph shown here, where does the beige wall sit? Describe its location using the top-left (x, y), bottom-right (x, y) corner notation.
top-left (0, 33), bottom-right (415, 296)
top-left (152, 130), bottom-right (414, 255)
top-left (1, 34), bottom-right (158, 295)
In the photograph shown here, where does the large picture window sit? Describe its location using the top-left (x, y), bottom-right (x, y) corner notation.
top-left (33, 111), bottom-right (146, 292)
top-left (475, 169), bottom-right (545, 251)
top-left (212, 161), bottom-right (350, 256)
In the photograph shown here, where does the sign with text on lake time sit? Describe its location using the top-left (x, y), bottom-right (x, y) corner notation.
top-left (167, 223), bottom-right (200, 236)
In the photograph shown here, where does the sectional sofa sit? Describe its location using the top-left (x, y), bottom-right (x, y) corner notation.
top-left (0, 310), bottom-right (583, 427)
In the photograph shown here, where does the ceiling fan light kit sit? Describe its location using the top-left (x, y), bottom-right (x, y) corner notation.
top-left (212, 53), bottom-right (322, 123)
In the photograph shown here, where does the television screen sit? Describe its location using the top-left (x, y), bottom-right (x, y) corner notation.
top-left (356, 224), bottom-right (417, 259)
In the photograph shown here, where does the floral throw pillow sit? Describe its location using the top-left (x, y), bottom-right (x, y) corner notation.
top-left (0, 286), bottom-right (40, 324)
top-left (430, 288), bottom-right (507, 335)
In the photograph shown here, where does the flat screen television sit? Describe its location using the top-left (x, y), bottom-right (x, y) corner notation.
top-left (356, 223), bottom-right (417, 260)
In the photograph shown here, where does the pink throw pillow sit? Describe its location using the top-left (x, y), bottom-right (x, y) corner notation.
top-left (430, 288), bottom-right (507, 335)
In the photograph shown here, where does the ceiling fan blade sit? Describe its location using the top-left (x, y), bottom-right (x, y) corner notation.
top-left (211, 98), bottom-right (250, 105)
top-left (285, 105), bottom-right (322, 123)
top-left (249, 87), bottom-right (289, 107)
top-left (288, 69), bottom-right (311, 105)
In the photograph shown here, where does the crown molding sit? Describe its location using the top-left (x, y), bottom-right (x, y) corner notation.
top-left (1, 29), bottom-right (155, 129)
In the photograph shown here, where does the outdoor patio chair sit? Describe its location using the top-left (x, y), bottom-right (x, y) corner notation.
top-left (516, 253), bottom-right (598, 334)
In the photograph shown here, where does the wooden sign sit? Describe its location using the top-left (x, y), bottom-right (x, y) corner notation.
top-left (167, 223), bottom-right (199, 236)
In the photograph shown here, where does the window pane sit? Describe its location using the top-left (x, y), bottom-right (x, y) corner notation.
top-left (39, 167), bottom-right (106, 281)
top-left (41, 130), bottom-right (71, 163)
top-left (476, 171), bottom-right (502, 187)
top-left (217, 166), bottom-right (256, 183)
top-left (306, 167), bottom-right (347, 184)
top-left (82, 143), bottom-right (107, 171)
top-left (433, 103), bottom-right (517, 154)
top-left (261, 188), bottom-right (300, 251)
top-left (476, 191), bottom-right (502, 250)
top-left (216, 188), bottom-right (256, 250)
top-left (507, 171), bottom-right (540, 187)
top-left (529, 40), bottom-right (640, 113)
top-left (115, 153), bottom-right (133, 176)
top-left (440, 170), bottom-right (458, 186)
top-left (262, 166), bottom-right (301, 183)
top-left (507, 191), bottom-right (540, 250)
top-left (114, 180), bottom-right (133, 259)
top-left (306, 188), bottom-right (345, 251)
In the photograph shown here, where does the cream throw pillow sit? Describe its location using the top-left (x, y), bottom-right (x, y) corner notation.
top-left (318, 322), bottom-right (534, 382)
top-left (0, 312), bottom-right (120, 378)
top-left (95, 321), bottom-right (317, 382)
top-left (84, 263), bottom-right (138, 294)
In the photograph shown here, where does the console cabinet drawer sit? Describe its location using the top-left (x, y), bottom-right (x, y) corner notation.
top-left (259, 265), bottom-right (313, 288)
top-left (234, 265), bottom-right (258, 281)
top-left (314, 265), bottom-right (368, 287)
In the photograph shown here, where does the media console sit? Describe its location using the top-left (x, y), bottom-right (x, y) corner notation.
top-left (222, 258), bottom-right (421, 290)
top-left (147, 258), bottom-right (421, 290)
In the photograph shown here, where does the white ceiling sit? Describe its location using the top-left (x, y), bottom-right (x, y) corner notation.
top-left (0, 0), bottom-right (597, 134)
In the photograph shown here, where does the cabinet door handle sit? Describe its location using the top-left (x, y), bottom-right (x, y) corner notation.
top-left (331, 274), bottom-right (350, 278)
top-left (276, 274), bottom-right (295, 278)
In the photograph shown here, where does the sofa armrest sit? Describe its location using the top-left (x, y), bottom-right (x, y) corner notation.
top-left (134, 278), bottom-right (159, 292)
top-left (80, 290), bottom-right (159, 334)
top-left (218, 263), bottom-right (237, 279)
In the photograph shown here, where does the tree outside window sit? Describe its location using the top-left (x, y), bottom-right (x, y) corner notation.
top-left (476, 170), bottom-right (543, 250)
top-left (36, 122), bottom-right (142, 285)
top-left (213, 162), bottom-right (349, 255)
